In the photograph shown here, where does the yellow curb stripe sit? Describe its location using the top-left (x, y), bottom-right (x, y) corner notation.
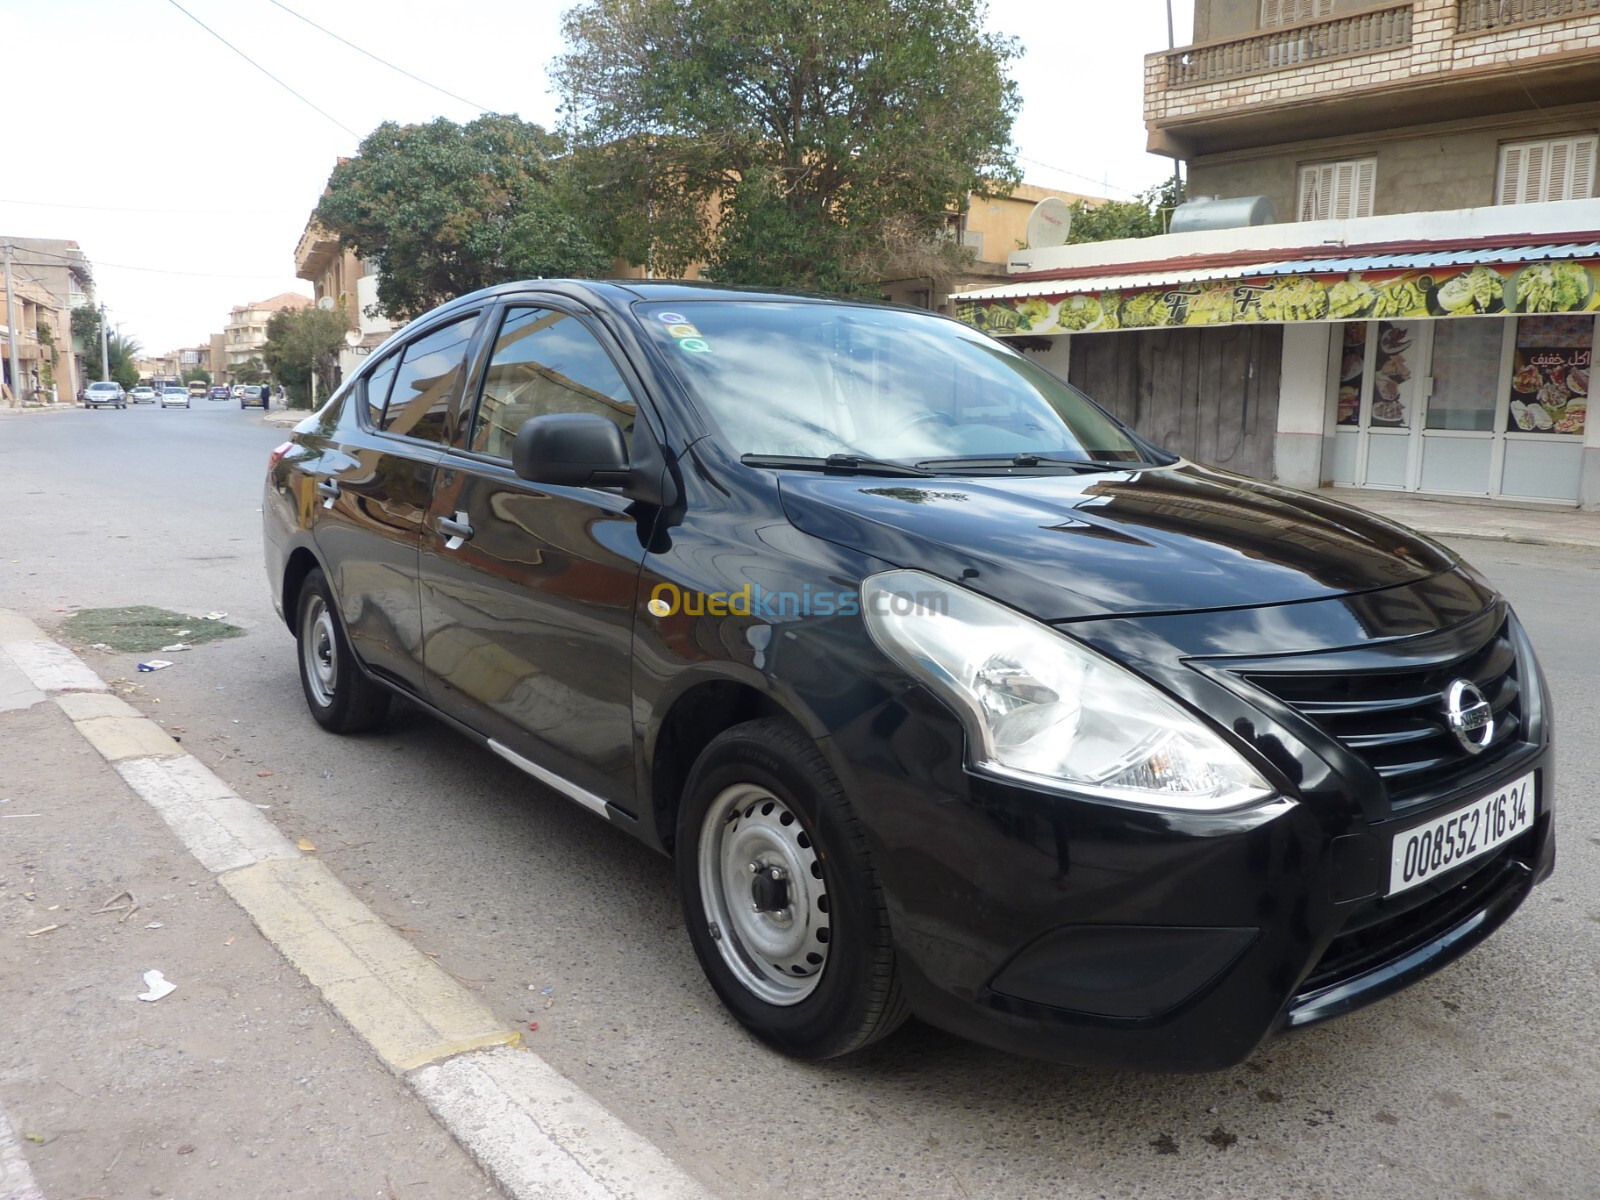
top-left (220, 857), bottom-right (520, 1073)
top-left (67, 713), bottom-right (185, 761)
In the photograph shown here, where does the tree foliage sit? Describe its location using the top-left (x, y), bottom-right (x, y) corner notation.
top-left (315, 114), bottom-right (613, 320)
top-left (72, 305), bottom-right (140, 390)
top-left (554, 0), bottom-right (1020, 292)
top-left (182, 367), bottom-right (212, 386)
top-left (1063, 178), bottom-right (1184, 245)
top-left (263, 306), bottom-right (348, 407)
top-left (230, 357), bottom-right (269, 385)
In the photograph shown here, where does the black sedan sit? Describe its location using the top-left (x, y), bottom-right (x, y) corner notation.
top-left (262, 281), bottom-right (1553, 1069)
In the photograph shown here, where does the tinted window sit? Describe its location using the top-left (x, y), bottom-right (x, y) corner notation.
top-left (380, 315), bottom-right (478, 444)
top-left (468, 307), bottom-right (635, 460)
top-left (363, 352), bottom-right (399, 428)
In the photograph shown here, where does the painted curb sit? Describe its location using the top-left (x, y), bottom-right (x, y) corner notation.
top-left (2, 610), bottom-right (716, 1200)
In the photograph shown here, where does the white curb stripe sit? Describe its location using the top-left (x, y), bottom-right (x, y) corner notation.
top-left (0, 1107), bottom-right (45, 1200)
top-left (115, 754), bottom-right (301, 873)
top-left (411, 1048), bottom-right (710, 1200)
top-left (1, 638), bottom-right (106, 694)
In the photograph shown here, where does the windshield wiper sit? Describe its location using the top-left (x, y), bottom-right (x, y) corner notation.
top-left (914, 453), bottom-right (1135, 473)
top-left (741, 453), bottom-right (933, 477)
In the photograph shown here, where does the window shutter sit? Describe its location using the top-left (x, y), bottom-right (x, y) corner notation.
top-left (1262, 0), bottom-right (1283, 26)
top-left (1299, 164), bottom-right (1329, 220)
top-left (1544, 139), bottom-right (1570, 203)
top-left (1523, 143), bottom-right (1547, 203)
top-left (1572, 136), bottom-right (1598, 201)
top-left (1332, 161), bottom-right (1356, 219)
top-left (1354, 159), bottom-right (1376, 218)
top-left (1498, 144), bottom-right (1523, 205)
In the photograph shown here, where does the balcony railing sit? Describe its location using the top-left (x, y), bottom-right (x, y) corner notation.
top-left (1165, 4), bottom-right (1414, 87)
top-left (1457, 0), bottom-right (1600, 33)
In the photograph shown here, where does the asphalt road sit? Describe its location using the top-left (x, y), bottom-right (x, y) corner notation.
top-left (3, 401), bottom-right (1597, 1200)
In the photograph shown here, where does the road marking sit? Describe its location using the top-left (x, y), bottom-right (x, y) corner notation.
top-left (412, 1049), bottom-right (711, 1200)
top-left (116, 754), bottom-right (300, 873)
top-left (0, 1105), bottom-right (45, 1200)
top-left (220, 857), bottom-right (523, 1072)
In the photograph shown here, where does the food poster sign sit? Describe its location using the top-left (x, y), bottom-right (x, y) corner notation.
top-left (1509, 315), bottom-right (1590, 436)
top-left (955, 259), bottom-right (1600, 335)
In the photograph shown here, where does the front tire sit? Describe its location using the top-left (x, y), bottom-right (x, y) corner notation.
top-left (676, 718), bottom-right (908, 1059)
top-left (295, 567), bottom-right (390, 733)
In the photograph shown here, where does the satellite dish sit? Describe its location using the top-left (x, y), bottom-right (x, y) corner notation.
top-left (317, 296), bottom-right (335, 311)
top-left (344, 330), bottom-right (363, 348)
top-left (1025, 197), bottom-right (1073, 248)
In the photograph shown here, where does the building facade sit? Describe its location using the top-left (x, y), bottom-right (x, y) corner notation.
top-left (957, 0), bottom-right (1600, 508)
top-left (1, 238), bottom-right (93, 404)
top-left (224, 291), bottom-right (312, 379)
top-left (294, 217), bottom-right (397, 380)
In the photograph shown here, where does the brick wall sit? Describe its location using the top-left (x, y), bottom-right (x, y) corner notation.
top-left (1149, 0), bottom-right (1600, 127)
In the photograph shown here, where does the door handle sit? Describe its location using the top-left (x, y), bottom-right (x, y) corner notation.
top-left (437, 511), bottom-right (474, 551)
top-left (316, 480), bottom-right (340, 509)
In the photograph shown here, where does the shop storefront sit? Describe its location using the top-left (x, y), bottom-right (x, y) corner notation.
top-left (952, 203), bottom-right (1600, 508)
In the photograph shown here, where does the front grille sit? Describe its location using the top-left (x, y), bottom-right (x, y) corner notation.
top-left (1298, 838), bottom-right (1531, 996)
top-left (1242, 622), bottom-right (1522, 803)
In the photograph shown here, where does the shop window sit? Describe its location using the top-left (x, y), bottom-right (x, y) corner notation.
top-left (1426, 320), bottom-right (1502, 432)
top-left (1497, 135), bottom-right (1597, 205)
top-left (1261, 0), bottom-right (1332, 26)
top-left (1508, 315), bottom-right (1591, 436)
top-left (1298, 159), bottom-right (1376, 222)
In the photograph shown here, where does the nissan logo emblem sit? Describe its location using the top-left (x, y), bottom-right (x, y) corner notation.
top-left (1444, 679), bottom-right (1494, 755)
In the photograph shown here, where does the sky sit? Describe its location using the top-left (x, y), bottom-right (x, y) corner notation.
top-left (5, 0), bottom-right (1192, 355)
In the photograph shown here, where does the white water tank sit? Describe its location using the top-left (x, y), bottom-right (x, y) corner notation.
top-left (1169, 195), bottom-right (1276, 234)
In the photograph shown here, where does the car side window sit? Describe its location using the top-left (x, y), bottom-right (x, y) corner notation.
top-left (379, 314), bottom-right (478, 444)
top-left (468, 306), bottom-right (636, 460)
top-left (363, 353), bottom-right (399, 429)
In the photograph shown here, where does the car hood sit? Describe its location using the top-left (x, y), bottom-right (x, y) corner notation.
top-left (777, 462), bottom-right (1455, 622)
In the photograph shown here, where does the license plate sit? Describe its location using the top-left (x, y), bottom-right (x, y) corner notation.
top-left (1388, 771), bottom-right (1535, 896)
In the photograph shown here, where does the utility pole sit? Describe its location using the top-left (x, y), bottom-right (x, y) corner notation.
top-left (3, 244), bottom-right (21, 407)
top-left (99, 302), bottom-right (110, 383)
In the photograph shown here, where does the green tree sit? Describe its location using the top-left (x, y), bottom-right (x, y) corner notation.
top-left (1063, 178), bottom-right (1184, 245)
top-left (314, 114), bottom-right (613, 321)
top-left (72, 305), bottom-right (141, 390)
top-left (230, 357), bottom-right (268, 385)
top-left (182, 367), bottom-right (212, 386)
top-left (263, 306), bottom-right (349, 408)
top-left (554, 0), bottom-right (1020, 292)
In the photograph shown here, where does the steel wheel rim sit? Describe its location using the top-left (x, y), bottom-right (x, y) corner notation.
top-left (301, 595), bottom-right (338, 708)
top-left (698, 782), bottom-right (830, 1006)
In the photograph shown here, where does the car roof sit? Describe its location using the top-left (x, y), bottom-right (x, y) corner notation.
top-left (419, 278), bottom-right (902, 326)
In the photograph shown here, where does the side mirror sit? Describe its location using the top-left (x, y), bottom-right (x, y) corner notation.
top-left (512, 412), bottom-right (631, 488)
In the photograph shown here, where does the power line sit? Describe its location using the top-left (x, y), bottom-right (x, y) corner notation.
top-left (164, 0), bottom-right (360, 138)
top-left (0, 196), bottom-right (305, 217)
top-left (267, 0), bottom-right (491, 114)
top-left (1016, 155), bottom-right (1142, 198)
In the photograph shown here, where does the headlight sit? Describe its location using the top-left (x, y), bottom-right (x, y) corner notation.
top-left (861, 570), bottom-right (1272, 811)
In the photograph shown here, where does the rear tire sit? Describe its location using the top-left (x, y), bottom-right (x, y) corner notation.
top-left (295, 567), bottom-right (390, 733)
top-left (676, 718), bottom-right (908, 1059)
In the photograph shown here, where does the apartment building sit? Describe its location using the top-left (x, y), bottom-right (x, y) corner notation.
top-left (294, 217), bottom-right (397, 378)
top-left (224, 291), bottom-right (312, 377)
top-left (957, 0), bottom-right (1600, 507)
top-left (1, 237), bottom-right (93, 404)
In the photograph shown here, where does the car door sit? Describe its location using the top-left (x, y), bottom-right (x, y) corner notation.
top-left (417, 301), bottom-right (651, 812)
top-left (311, 310), bottom-right (483, 691)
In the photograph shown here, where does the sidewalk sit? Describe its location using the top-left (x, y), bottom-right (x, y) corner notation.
top-left (0, 613), bottom-right (712, 1200)
top-left (1320, 487), bottom-right (1600, 552)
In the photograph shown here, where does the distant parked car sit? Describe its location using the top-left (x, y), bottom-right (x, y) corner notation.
top-left (129, 386), bottom-right (157, 405)
top-left (240, 384), bottom-right (269, 410)
top-left (210, 385), bottom-right (229, 400)
top-left (231, 384), bottom-right (246, 400)
top-left (159, 385), bottom-right (191, 409)
top-left (188, 381), bottom-right (210, 399)
top-left (83, 381), bottom-right (126, 409)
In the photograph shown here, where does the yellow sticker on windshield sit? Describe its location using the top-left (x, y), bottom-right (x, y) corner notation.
top-left (665, 323), bottom-right (701, 339)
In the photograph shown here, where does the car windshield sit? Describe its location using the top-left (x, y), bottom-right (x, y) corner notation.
top-left (637, 300), bottom-right (1149, 466)
top-left (89, 383), bottom-right (116, 391)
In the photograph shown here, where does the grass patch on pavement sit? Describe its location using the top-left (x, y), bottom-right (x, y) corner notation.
top-left (62, 606), bottom-right (245, 652)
